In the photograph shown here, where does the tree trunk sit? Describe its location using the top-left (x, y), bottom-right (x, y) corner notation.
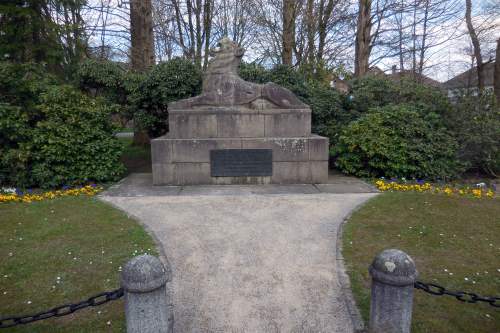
top-left (130, 0), bottom-right (155, 71)
top-left (411, 0), bottom-right (417, 77)
top-left (495, 39), bottom-right (500, 105)
top-left (465, 0), bottom-right (484, 92)
top-left (172, 0), bottom-right (186, 56)
top-left (417, 0), bottom-right (429, 76)
top-left (397, 1), bottom-right (404, 72)
top-left (282, 0), bottom-right (296, 65)
top-left (130, 0), bottom-right (155, 145)
top-left (203, 0), bottom-right (212, 69)
top-left (306, 0), bottom-right (315, 65)
top-left (317, 0), bottom-right (334, 63)
top-left (195, 0), bottom-right (203, 67)
top-left (355, 0), bottom-right (372, 77)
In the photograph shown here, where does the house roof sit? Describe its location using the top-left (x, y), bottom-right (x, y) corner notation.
top-left (367, 66), bottom-right (385, 76)
top-left (443, 61), bottom-right (495, 90)
top-left (387, 70), bottom-right (442, 88)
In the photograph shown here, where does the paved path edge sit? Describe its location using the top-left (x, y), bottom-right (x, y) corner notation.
top-left (98, 196), bottom-right (172, 271)
top-left (335, 195), bottom-right (378, 333)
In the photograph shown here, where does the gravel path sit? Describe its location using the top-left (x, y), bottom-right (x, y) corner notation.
top-left (102, 187), bottom-right (375, 332)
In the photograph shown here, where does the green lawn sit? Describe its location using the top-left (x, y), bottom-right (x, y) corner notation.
top-left (0, 196), bottom-right (157, 332)
top-left (343, 192), bottom-right (500, 333)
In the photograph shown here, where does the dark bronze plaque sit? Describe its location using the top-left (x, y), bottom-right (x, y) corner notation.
top-left (210, 149), bottom-right (273, 177)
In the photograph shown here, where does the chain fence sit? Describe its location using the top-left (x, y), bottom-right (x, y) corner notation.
top-left (1, 280), bottom-right (499, 329)
top-left (0, 288), bottom-right (123, 329)
top-left (415, 281), bottom-right (500, 307)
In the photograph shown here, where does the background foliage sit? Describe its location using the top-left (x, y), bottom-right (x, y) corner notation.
top-left (445, 93), bottom-right (500, 177)
top-left (0, 62), bottom-right (124, 188)
top-left (0, 0), bottom-right (87, 78)
top-left (76, 59), bottom-right (144, 127)
top-left (333, 104), bottom-right (461, 180)
top-left (132, 58), bottom-right (202, 137)
top-left (1, 57), bottom-right (498, 187)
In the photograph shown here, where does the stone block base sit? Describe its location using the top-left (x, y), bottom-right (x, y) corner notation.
top-left (151, 135), bottom-right (329, 185)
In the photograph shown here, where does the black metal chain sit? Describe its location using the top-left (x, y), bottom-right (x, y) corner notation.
top-left (415, 281), bottom-right (500, 308)
top-left (0, 288), bottom-right (124, 329)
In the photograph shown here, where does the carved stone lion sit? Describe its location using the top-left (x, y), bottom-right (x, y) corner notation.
top-left (169, 38), bottom-right (308, 109)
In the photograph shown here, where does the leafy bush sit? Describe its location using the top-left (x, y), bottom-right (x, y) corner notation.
top-left (446, 94), bottom-right (500, 177)
top-left (0, 61), bottom-right (56, 107)
top-left (0, 62), bottom-right (124, 188)
top-left (76, 59), bottom-right (126, 94)
top-left (30, 86), bottom-right (124, 187)
top-left (238, 62), bottom-right (270, 84)
top-left (348, 75), bottom-right (399, 113)
top-left (333, 104), bottom-right (461, 180)
top-left (132, 58), bottom-right (202, 137)
top-left (76, 59), bottom-right (144, 127)
top-left (304, 82), bottom-right (347, 138)
top-left (348, 76), bottom-right (451, 116)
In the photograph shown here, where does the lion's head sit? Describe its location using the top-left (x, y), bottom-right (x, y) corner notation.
top-left (206, 38), bottom-right (245, 75)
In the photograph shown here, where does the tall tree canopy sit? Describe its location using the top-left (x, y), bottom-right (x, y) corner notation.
top-left (0, 0), bottom-right (87, 76)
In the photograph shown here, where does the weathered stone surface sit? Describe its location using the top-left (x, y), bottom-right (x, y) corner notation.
top-left (242, 138), bottom-right (309, 162)
top-left (169, 114), bottom-right (217, 138)
top-left (169, 108), bottom-right (311, 139)
top-left (152, 163), bottom-right (175, 185)
top-left (151, 136), bottom-right (172, 164)
top-left (264, 112), bottom-right (311, 137)
top-left (173, 163), bottom-right (211, 185)
top-left (171, 140), bottom-right (216, 163)
top-left (169, 139), bottom-right (240, 163)
top-left (309, 135), bottom-right (330, 161)
top-left (272, 161), bottom-right (311, 184)
top-left (169, 38), bottom-right (307, 110)
top-left (121, 255), bottom-right (173, 333)
top-left (217, 114), bottom-right (265, 137)
top-left (310, 161), bottom-right (329, 183)
top-left (152, 136), bottom-right (329, 185)
top-left (213, 176), bottom-right (271, 185)
top-left (368, 249), bottom-right (418, 333)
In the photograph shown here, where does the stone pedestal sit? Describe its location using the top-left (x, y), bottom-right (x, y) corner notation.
top-left (152, 136), bottom-right (328, 185)
top-left (152, 107), bottom-right (329, 185)
top-left (151, 38), bottom-right (329, 185)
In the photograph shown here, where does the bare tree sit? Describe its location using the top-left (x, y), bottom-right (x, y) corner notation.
top-left (495, 39), bottom-right (500, 104)
top-left (168, 0), bottom-right (214, 68)
top-left (355, 0), bottom-right (371, 76)
top-left (130, 0), bottom-right (155, 71)
top-left (282, 0), bottom-right (297, 65)
top-left (211, 0), bottom-right (257, 47)
top-left (465, 0), bottom-right (484, 91)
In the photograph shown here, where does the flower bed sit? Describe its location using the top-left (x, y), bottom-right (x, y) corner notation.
top-left (0, 185), bottom-right (102, 203)
top-left (374, 180), bottom-right (495, 199)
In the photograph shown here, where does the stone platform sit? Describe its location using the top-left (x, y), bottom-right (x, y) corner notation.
top-left (168, 107), bottom-right (311, 138)
top-left (152, 134), bottom-right (328, 185)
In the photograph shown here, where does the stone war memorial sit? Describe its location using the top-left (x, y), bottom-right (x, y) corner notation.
top-left (152, 38), bottom-right (329, 185)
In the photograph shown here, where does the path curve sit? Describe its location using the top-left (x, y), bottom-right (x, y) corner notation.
top-left (102, 192), bottom-right (376, 332)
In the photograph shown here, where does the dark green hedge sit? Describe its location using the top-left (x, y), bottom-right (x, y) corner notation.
top-left (132, 58), bottom-right (202, 137)
top-left (0, 62), bottom-right (124, 188)
top-left (333, 104), bottom-right (461, 180)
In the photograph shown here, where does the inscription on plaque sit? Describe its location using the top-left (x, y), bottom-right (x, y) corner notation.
top-left (210, 149), bottom-right (273, 177)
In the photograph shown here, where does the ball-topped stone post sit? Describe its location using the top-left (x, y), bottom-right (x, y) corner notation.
top-left (121, 254), bottom-right (173, 333)
top-left (368, 249), bottom-right (418, 333)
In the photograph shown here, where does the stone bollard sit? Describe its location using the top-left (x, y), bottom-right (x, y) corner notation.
top-left (368, 249), bottom-right (418, 333)
top-left (121, 254), bottom-right (173, 333)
